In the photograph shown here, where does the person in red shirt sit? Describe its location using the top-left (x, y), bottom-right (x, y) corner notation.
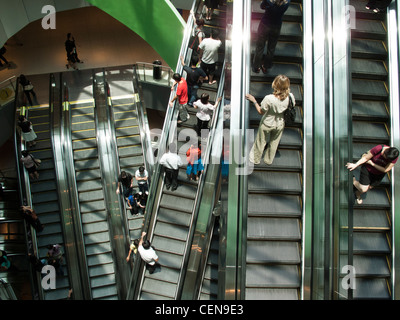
top-left (169, 73), bottom-right (190, 124)
top-left (346, 145), bottom-right (399, 204)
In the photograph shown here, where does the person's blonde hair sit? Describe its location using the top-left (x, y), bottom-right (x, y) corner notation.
top-left (272, 75), bottom-right (290, 101)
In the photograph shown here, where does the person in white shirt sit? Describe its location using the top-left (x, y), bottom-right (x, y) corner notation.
top-left (138, 232), bottom-right (159, 274)
top-left (159, 143), bottom-right (183, 191)
top-left (193, 93), bottom-right (222, 137)
top-left (198, 29), bottom-right (222, 85)
top-left (135, 166), bottom-right (149, 194)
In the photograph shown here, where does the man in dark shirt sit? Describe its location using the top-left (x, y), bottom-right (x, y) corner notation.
top-left (252, 0), bottom-right (290, 74)
top-left (180, 55), bottom-right (208, 106)
top-left (116, 170), bottom-right (134, 198)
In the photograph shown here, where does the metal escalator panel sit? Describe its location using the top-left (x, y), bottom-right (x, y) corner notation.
top-left (341, 0), bottom-right (392, 299)
top-left (23, 105), bottom-right (71, 300)
top-left (245, 0), bottom-right (303, 300)
top-left (67, 76), bottom-right (119, 299)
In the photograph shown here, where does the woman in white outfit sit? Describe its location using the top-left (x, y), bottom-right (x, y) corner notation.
top-left (193, 93), bottom-right (221, 137)
top-left (18, 115), bottom-right (37, 148)
top-left (246, 74), bottom-right (295, 165)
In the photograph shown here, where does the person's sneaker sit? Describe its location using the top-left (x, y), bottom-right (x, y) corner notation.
top-left (187, 114), bottom-right (190, 120)
top-left (252, 67), bottom-right (260, 73)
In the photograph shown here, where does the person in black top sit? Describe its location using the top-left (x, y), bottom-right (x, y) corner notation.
top-left (180, 55), bottom-right (208, 107)
top-left (19, 74), bottom-right (38, 106)
top-left (252, 0), bottom-right (290, 74)
top-left (65, 33), bottom-right (83, 69)
top-left (116, 170), bottom-right (134, 198)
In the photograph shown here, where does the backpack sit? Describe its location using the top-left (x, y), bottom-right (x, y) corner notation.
top-left (283, 94), bottom-right (296, 125)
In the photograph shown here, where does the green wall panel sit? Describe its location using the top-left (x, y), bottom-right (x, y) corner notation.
top-left (85, 0), bottom-right (186, 70)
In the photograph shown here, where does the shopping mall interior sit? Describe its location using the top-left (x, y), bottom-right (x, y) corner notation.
top-left (1, 0), bottom-right (400, 304)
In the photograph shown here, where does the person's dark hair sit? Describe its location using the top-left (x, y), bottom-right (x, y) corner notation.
top-left (139, 166), bottom-right (145, 173)
top-left (385, 147), bottom-right (399, 161)
top-left (67, 33), bottom-right (71, 39)
top-left (121, 171), bottom-right (127, 178)
top-left (143, 240), bottom-right (151, 249)
top-left (172, 73), bottom-right (181, 82)
top-left (190, 57), bottom-right (198, 67)
top-left (18, 115), bottom-right (26, 122)
top-left (133, 239), bottom-right (139, 247)
top-left (200, 93), bottom-right (209, 104)
top-left (21, 150), bottom-right (29, 157)
top-left (168, 142), bottom-right (177, 153)
top-left (196, 18), bottom-right (205, 27)
top-left (211, 28), bottom-right (219, 39)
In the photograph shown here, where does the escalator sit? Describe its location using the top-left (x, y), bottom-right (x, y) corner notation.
top-left (133, 1), bottom-right (226, 300)
top-left (21, 104), bottom-right (71, 300)
top-left (245, 0), bottom-right (304, 300)
top-left (344, 0), bottom-right (392, 299)
top-left (105, 67), bottom-right (149, 241)
top-left (65, 71), bottom-right (119, 300)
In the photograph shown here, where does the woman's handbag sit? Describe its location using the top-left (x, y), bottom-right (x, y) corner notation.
top-left (283, 95), bottom-right (296, 125)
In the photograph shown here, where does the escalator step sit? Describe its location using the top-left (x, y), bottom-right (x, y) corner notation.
top-left (83, 231), bottom-right (111, 245)
top-left (345, 278), bottom-right (390, 299)
top-left (85, 241), bottom-right (112, 256)
top-left (90, 274), bottom-right (116, 288)
top-left (154, 221), bottom-right (188, 242)
top-left (352, 79), bottom-right (388, 100)
top-left (352, 100), bottom-right (388, 120)
top-left (351, 58), bottom-right (387, 80)
top-left (82, 220), bottom-right (109, 235)
top-left (145, 264), bottom-right (180, 284)
top-left (159, 194), bottom-right (195, 213)
top-left (32, 191), bottom-right (58, 203)
top-left (87, 252), bottom-right (114, 267)
top-left (156, 251), bottom-right (183, 270)
top-left (119, 155), bottom-right (144, 168)
top-left (248, 149), bottom-right (302, 171)
top-left (152, 235), bottom-right (186, 256)
top-left (73, 138), bottom-right (97, 150)
top-left (353, 209), bottom-right (390, 230)
top-left (78, 189), bottom-right (104, 202)
top-left (89, 263), bottom-right (115, 277)
top-left (118, 145), bottom-right (143, 157)
top-left (71, 129), bottom-right (96, 140)
top-left (340, 255), bottom-right (390, 277)
top-left (351, 38), bottom-right (387, 60)
top-left (141, 278), bottom-right (176, 299)
top-left (245, 288), bottom-right (299, 300)
top-left (157, 207), bottom-right (192, 227)
top-left (246, 264), bottom-right (300, 288)
top-left (247, 240), bottom-right (301, 264)
top-left (351, 19), bottom-right (387, 40)
top-left (140, 291), bottom-right (174, 300)
top-left (247, 217), bottom-right (301, 241)
top-left (353, 232), bottom-right (390, 254)
top-left (92, 285), bottom-right (118, 300)
top-left (30, 181), bottom-right (57, 193)
top-left (248, 171), bottom-right (302, 194)
top-left (74, 148), bottom-right (98, 160)
top-left (32, 202), bottom-right (59, 214)
top-left (200, 279), bottom-right (218, 296)
top-left (357, 188), bottom-right (390, 208)
top-left (75, 169), bottom-right (101, 181)
top-left (248, 194), bottom-right (302, 217)
top-left (116, 126), bottom-right (140, 137)
top-left (80, 199), bottom-right (106, 213)
top-left (352, 121), bottom-right (389, 142)
top-left (81, 210), bottom-right (107, 224)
